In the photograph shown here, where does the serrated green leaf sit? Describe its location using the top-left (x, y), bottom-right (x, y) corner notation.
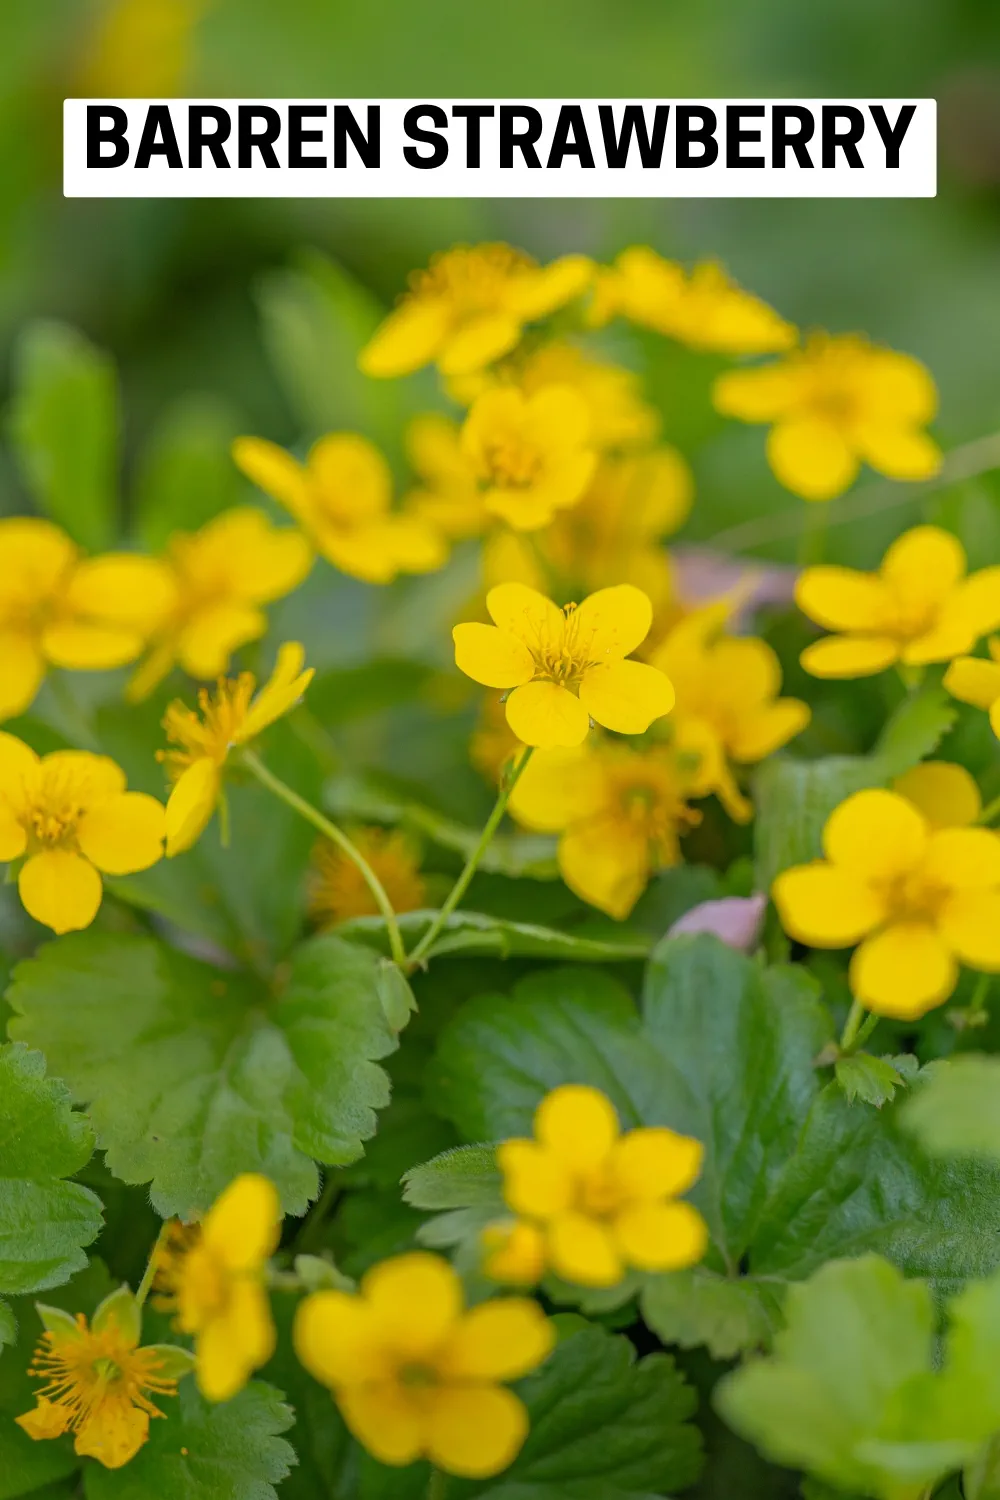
top-left (402, 1145), bottom-right (501, 1210)
top-left (0, 1043), bottom-right (102, 1325)
top-left (753, 754), bottom-right (884, 890)
top-left (83, 1379), bottom-right (295, 1500)
top-left (871, 685), bottom-right (958, 779)
top-left (6, 931), bottom-right (403, 1219)
top-left (641, 1268), bottom-right (784, 1361)
top-left (902, 1055), bottom-right (1000, 1159)
top-left (836, 1053), bottom-right (911, 1108)
top-left (341, 910), bottom-right (650, 963)
top-left (9, 320), bottom-right (118, 550)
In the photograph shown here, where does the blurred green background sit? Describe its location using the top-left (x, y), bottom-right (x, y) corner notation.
top-left (1, 0), bottom-right (999, 559)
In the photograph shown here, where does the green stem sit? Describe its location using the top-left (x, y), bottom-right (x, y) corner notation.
top-left (979, 792), bottom-right (1000, 826)
top-left (135, 1221), bottom-right (172, 1308)
top-left (796, 501), bottom-right (830, 566)
top-left (968, 972), bottom-right (991, 1022)
top-left (839, 996), bottom-right (866, 1053)
top-left (406, 746), bottom-right (534, 971)
top-left (854, 1010), bottom-right (880, 1050)
top-left (241, 748), bottom-right (407, 967)
top-left (426, 1468), bottom-right (449, 1500)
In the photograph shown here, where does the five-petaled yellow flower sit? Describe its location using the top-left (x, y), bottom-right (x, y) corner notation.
top-left (944, 638), bottom-right (1000, 740)
top-left (0, 736), bottom-right (165, 933)
top-left (159, 641), bottom-right (314, 855)
top-left (453, 583), bottom-right (674, 749)
top-left (155, 1173), bottom-right (280, 1403)
top-left (127, 507), bottom-right (312, 701)
top-left (773, 787), bottom-right (1000, 1019)
top-left (358, 242), bottom-right (593, 378)
top-left (714, 332), bottom-right (941, 500)
top-left (795, 526), bottom-right (1000, 679)
top-left (649, 604), bottom-right (810, 822)
top-left (295, 1251), bottom-right (553, 1477)
top-left (485, 1084), bottom-right (707, 1288)
top-left (509, 741), bottom-right (700, 919)
top-left (17, 1287), bottom-right (192, 1470)
top-left (233, 433), bottom-right (445, 584)
top-left (308, 827), bottom-right (427, 926)
top-left (589, 248), bottom-right (796, 355)
top-left (0, 517), bottom-right (172, 721)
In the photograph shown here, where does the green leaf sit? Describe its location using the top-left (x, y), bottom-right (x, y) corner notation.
top-left (9, 320), bottom-right (118, 550)
top-left (753, 754), bottom-right (884, 890)
top-left (133, 394), bottom-right (243, 550)
top-left (836, 1053), bottom-right (913, 1108)
top-left (717, 1256), bottom-right (1000, 1500)
top-left (871, 685), bottom-right (959, 778)
top-left (6, 931), bottom-right (403, 1219)
top-left (83, 1379), bottom-right (296, 1500)
top-left (402, 1145), bottom-right (501, 1210)
top-left (341, 911), bottom-right (650, 964)
top-left (0, 1042), bottom-right (102, 1337)
top-left (902, 1056), bottom-right (1000, 1159)
top-left (641, 1268), bottom-right (784, 1361)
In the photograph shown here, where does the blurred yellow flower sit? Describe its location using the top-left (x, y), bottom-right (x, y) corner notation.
top-left (509, 741), bottom-right (699, 919)
top-left (649, 604), bottom-right (809, 822)
top-left (157, 1174), bottom-right (280, 1403)
top-left (589, 249), bottom-right (795, 354)
top-left (0, 736), bottom-right (165, 933)
top-left (714, 333), bottom-right (941, 500)
top-left (795, 526), bottom-right (1000, 679)
top-left (945, 639), bottom-right (1000, 739)
top-left (75, 0), bottom-right (206, 98)
top-left (0, 517), bottom-right (172, 721)
top-left (17, 1291), bottom-right (188, 1470)
top-left (159, 641), bottom-right (314, 856)
top-left (447, 340), bottom-right (661, 451)
top-left (453, 583), bottom-right (674, 749)
top-left (487, 1084), bottom-right (707, 1288)
top-left (233, 433), bottom-right (444, 584)
top-left (295, 1251), bottom-right (552, 1476)
top-left (470, 694), bottom-right (524, 785)
top-left (308, 828), bottom-right (426, 925)
top-left (359, 243), bottom-right (592, 378)
top-left (773, 788), bottom-right (1000, 1019)
top-left (893, 761), bottom-right (983, 829)
top-left (127, 507), bottom-right (312, 701)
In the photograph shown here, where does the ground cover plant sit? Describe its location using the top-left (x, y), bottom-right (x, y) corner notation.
top-left (2, 236), bottom-right (1000, 1500)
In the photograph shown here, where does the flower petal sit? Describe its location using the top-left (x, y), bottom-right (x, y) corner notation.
top-left (568, 584), bottom-right (653, 660)
top-left (241, 642), bottom-right (314, 740)
top-left (74, 1398), bottom-right (149, 1469)
top-left (939, 890), bottom-right (1000, 971)
top-left (613, 1200), bottom-right (708, 1272)
top-left (195, 1278), bottom-right (275, 1402)
top-left (486, 582), bottom-right (565, 650)
top-left (0, 633), bottom-right (45, 721)
top-left (727, 699), bottom-right (811, 763)
top-left (881, 524), bottom-right (966, 595)
top-left (942, 567), bottom-right (1000, 640)
top-left (767, 417), bottom-right (860, 501)
top-left (497, 1139), bottom-right (574, 1219)
top-left (944, 655), bottom-right (1000, 711)
top-left (19, 850), bottom-right (103, 934)
top-left (547, 1211), bottom-right (624, 1287)
top-left (294, 1291), bottom-right (389, 1388)
top-left (0, 730), bottom-right (40, 784)
top-left (507, 746), bottom-right (603, 832)
top-left (363, 1252), bottom-right (462, 1359)
top-left (610, 1128), bottom-right (704, 1201)
top-left (506, 681), bottom-right (590, 749)
top-left (713, 365), bottom-right (798, 421)
top-left (559, 818), bottom-right (651, 920)
top-left (800, 634), bottom-right (901, 678)
top-left (439, 1299), bottom-right (553, 1382)
top-left (425, 1384), bottom-right (529, 1479)
top-left (849, 922), bottom-right (957, 1019)
top-left (920, 827), bottom-right (1000, 891)
top-left (453, 624), bottom-right (534, 690)
top-left (40, 621), bottom-right (145, 670)
top-left (795, 567), bottom-right (890, 632)
top-left (203, 1173), bottom-right (281, 1270)
top-left (824, 788), bottom-right (927, 881)
top-left (175, 603), bottom-right (268, 681)
top-left (535, 1084), bottom-right (620, 1170)
top-left (772, 862), bottom-right (884, 947)
top-left (232, 438), bottom-right (311, 515)
top-left (853, 423), bottom-right (941, 481)
top-left (77, 793), bottom-right (165, 875)
top-left (359, 298), bottom-right (451, 379)
top-left (893, 762), bottom-right (981, 830)
top-left (338, 1383), bottom-right (426, 1465)
top-left (164, 759), bottom-right (222, 857)
top-left (0, 807), bottom-right (27, 861)
top-left (439, 313), bottom-right (522, 376)
top-left (578, 659), bottom-right (674, 734)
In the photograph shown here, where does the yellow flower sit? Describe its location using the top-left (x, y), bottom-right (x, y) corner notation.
top-left (127, 507), bottom-right (312, 701)
top-left (156, 1174), bottom-right (280, 1403)
top-left (159, 641), bottom-right (314, 856)
top-left (233, 433), bottom-right (445, 584)
top-left (294, 1251), bottom-right (553, 1476)
top-left (308, 828), bottom-right (426, 925)
top-left (0, 517), bottom-right (173, 721)
top-left (795, 526), bottom-right (1000, 679)
top-left (893, 761), bottom-right (982, 829)
top-left (509, 741), bottom-right (700, 919)
top-left (358, 243), bottom-right (593, 378)
top-left (714, 333), bottom-right (941, 500)
top-left (0, 736), bottom-right (165, 933)
top-left (469, 694), bottom-right (524, 785)
top-left (486, 1084), bottom-right (707, 1289)
top-left (447, 340), bottom-right (661, 451)
top-left (944, 638), bottom-right (1000, 739)
top-left (75, 0), bottom-right (206, 98)
top-left (772, 788), bottom-right (1000, 1019)
top-left (649, 604), bottom-right (810, 822)
top-left (17, 1288), bottom-right (190, 1470)
top-left (589, 249), bottom-right (795, 355)
top-left (453, 583), bottom-right (674, 749)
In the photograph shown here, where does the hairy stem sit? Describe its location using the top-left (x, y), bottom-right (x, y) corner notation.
top-left (839, 996), bottom-right (867, 1053)
top-left (135, 1221), bottom-right (172, 1308)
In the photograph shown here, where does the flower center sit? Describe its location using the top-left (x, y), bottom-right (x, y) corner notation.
top-left (576, 1164), bottom-right (625, 1217)
top-left (480, 435), bottom-right (544, 490)
top-left (529, 602), bottom-right (594, 686)
top-left (881, 870), bottom-right (948, 923)
top-left (413, 245), bottom-right (532, 313)
top-left (398, 1362), bottom-right (439, 1390)
top-left (159, 678), bottom-right (254, 776)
